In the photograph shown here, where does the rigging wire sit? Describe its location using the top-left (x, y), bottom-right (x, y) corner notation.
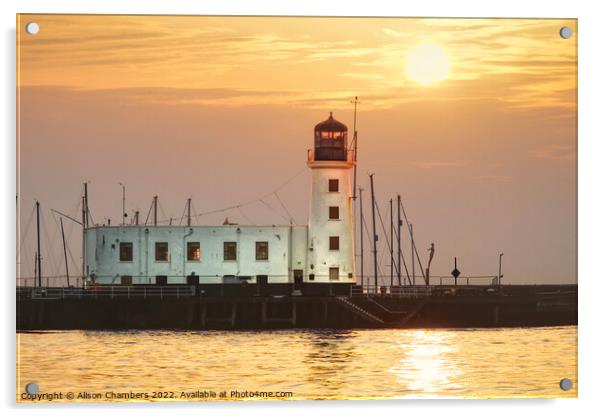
top-left (375, 202), bottom-right (391, 274)
top-left (237, 207), bottom-right (254, 225)
top-left (144, 199), bottom-right (154, 225)
top-left (389, 211), bottom-right (411, 285)
top-left (189, 166), bottom-right (308, 221)
top-left (360, 206), bottom-right (384, 281)
top-left (191, 200), bottom-right (199, 225)
top-left (259, 198), bottom-right (289, 222)
top-left (274, 191), bottom-right (295, 224)
top-left (398, 193), bottom-right (426, 280)
top-left (17, 203), bottom-right (36, 275)
top-left (40, 209), bottom-right (60, 278)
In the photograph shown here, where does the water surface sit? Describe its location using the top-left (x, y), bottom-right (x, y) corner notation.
top-left (17, 326), bottom-right (577, 401)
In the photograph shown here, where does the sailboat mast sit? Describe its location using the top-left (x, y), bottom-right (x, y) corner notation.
top-left (397, 194), bottom-right (402, 286)
top-left (359, 187), bottom-right (364, 287)
top-left (35, 200), bottom-right (41, 288)
top-left (369, 174), bottom-right (377, 292)
top-left (60, 217), bottom-right (70, 287)
top-left (390, 198), bottom-right (394, 287)
top-left (351, 96), bottom-right (359, 200)
top-left (410, 223), bottom-right (415, 286)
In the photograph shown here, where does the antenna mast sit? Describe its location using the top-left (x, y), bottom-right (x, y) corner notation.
top-left (153, 196), bottom-right (158, 226)
top-left (119, 182), bottom-right (126, 225)
top-left (187, 198), bottom-right (192, 227)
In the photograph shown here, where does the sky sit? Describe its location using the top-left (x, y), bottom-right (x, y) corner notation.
top-left (16, 15), bottom-right (577, 285)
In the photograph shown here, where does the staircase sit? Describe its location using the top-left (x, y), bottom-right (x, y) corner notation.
top-left (335, 297), bottom-right (385, 324)
top-left (397, 299), bottom-right (428, 326)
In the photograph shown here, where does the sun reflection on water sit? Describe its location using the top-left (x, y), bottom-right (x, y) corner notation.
top-left (389, 330), bottom-right (464, 397)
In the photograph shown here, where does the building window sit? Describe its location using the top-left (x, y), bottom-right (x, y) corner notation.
top-left (309, 273), bottom-right (315, 281)
top-left (328, 179), bottom-right (339, 192)
top-left (329, 268), bottom-right (339, 281)
top-left (119, 242), bottom-right (133, 261)
top-left (121, 275), bottom-right (132, 285)
top-left (256, 241), bottom-right (269, 260)
top-left (329, 206), bottom-right (339, 220)
top-left (155, 242), bottom-right (169, 261)
top-left (224, 241), bottom-right (237, 261)
top-left (156, 275), bottom-right (167, 285)
top-left (187, 242), bottom-right (200, 261)
top-left (329, 236), bottom-right (340, 250)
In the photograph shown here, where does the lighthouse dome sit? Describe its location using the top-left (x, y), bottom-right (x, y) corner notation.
top-left (312, 112), bottom-right (349, 161)
top-left (314, 112), bottom-right (348, 133)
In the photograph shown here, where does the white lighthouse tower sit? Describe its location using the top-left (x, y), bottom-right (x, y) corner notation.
top-left (306, 113), bottom-right (356, 284)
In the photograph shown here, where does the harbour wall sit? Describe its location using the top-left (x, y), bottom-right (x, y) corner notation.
top-left (16, 284), bottom-right (577, 330)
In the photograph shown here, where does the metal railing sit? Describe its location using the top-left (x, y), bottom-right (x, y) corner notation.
top-left (19, 285), bottom-right (196, 300)
top-left (428, 276), bottom-right (498, 286)
top-left (352, 285), bottom-right (433, 298)
top-left (307, 148), bottom-right (355, 163)
top-left (17, 276), bottom-right (82, 288)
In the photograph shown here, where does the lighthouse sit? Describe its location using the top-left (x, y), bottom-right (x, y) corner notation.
top-left (306, 113), bottom-right (356, 283)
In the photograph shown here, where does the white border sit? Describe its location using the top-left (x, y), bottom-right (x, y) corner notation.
top-left (2, 1), bottom-right (600, 416)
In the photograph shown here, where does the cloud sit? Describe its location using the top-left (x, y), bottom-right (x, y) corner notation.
top-left (17, 16), bottom-right (576, 113)
top-left (529, 145), bottom-right (576, 161)
top-left (414, 161), bottom-right (466, 169)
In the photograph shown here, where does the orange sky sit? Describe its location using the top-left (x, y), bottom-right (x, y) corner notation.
top-left (17, 15), bottom-right (577, 284)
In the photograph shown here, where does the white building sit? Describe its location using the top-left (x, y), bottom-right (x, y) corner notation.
top-left (84, 113), bottom-right (356, 287)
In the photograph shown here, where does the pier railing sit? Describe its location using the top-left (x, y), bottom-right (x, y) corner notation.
top-left (352, 285), bottom-right (434, 298)
top-left (18, 285), bottom-right (196, 299)
top-left (351, 282), bottom-right (503, 298)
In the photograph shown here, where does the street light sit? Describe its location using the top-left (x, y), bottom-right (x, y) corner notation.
top-left (498, 253), bottom-right (504, 287)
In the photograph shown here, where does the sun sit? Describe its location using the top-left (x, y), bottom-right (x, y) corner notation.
top-left (405, 44), bottom-right (450, 85)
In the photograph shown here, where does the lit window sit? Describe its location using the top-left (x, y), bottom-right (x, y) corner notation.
top-left (187, 242), bottom-right (200, 261)
top-left (328, 179), bottom-right (339, 192)
top-left (329, 236), bottom-right (340, 251)
top-left (256, 241), bottom-right (269, 260)
top-left (329, 268), bottom-right (339, 281)
top-left (224, 242), bottom-right (237, 261)
top-left (119, 242), bottom-right (133, 262)
top-left (329, 206), bottom-right (339, 220)
top-left (155, 242), bottom-right (169, 261)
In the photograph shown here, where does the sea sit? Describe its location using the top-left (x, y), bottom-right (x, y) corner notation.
top-left (16, 326), bottom-right (577, 402)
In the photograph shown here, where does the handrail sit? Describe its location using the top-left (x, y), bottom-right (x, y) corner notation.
top-left (21, 285), bottom-right (196, 299)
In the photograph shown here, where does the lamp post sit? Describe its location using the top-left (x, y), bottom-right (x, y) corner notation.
top-left (498, 253), bottom-right (504, 287)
